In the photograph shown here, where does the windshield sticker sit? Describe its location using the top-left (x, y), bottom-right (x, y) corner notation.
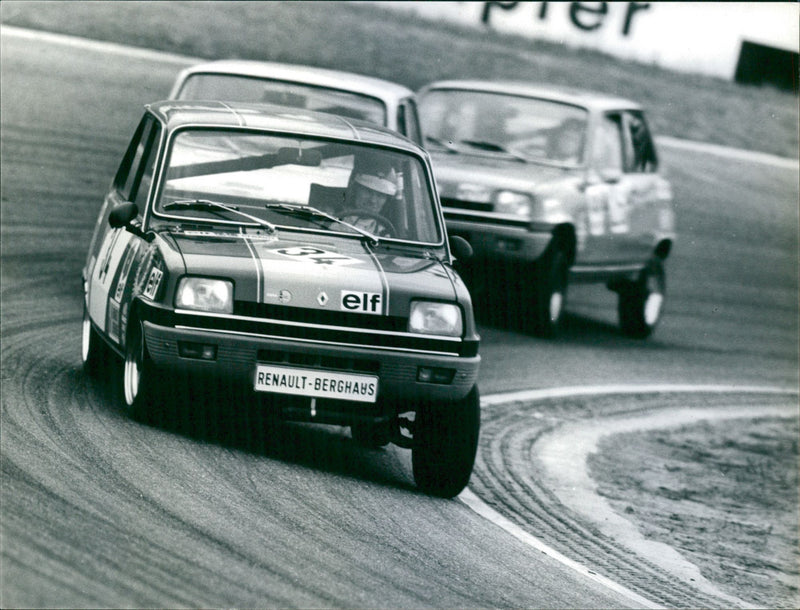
top-left (178, 230), bottom-right (276, 241)
top-left (142, 267), bottom-right (163, 300)
top-left (271, 246), bottom-right (361, 266)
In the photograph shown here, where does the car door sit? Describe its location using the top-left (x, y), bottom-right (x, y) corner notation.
top-left (86, 113), bottom-right (162, 346)
top-left (618, 110), bottom-right (668, 263)
top-left (579, 112), bottom-right (627, 264)
top-left (581, 110), bottom-right (662, 266)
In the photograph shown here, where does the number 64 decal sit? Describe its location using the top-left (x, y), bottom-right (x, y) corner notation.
top-left (272, 246), bottom-right (359, 266)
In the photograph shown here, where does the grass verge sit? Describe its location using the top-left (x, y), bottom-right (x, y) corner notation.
top-left (589, 416), bottom-right (799, 608)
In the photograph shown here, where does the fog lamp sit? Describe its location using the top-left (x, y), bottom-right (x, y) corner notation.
top-left (178, 341), bottom-right (217, 360)
top-left (417, 367), bottom-right (456, 384)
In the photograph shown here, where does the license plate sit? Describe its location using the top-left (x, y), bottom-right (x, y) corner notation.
top-left (254, 364), bottom-right (378, 403)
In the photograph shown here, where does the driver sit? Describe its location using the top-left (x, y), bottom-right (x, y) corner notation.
top-left (340, 168), bottom-right (399, 236)
top-left (349, 170), bottom-right (397, 214)
top-left (548, 118), bottom-right (586, 164)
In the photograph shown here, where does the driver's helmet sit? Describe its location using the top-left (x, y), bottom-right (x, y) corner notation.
top-left (353, 169), bottom-right (397, 197)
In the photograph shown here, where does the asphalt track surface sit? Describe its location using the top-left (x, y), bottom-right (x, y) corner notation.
top-left (1, 27), bottom-right (798, 608)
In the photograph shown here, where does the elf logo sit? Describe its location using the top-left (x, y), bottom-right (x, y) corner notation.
top-left (341, 291), bottom-right (382, 315)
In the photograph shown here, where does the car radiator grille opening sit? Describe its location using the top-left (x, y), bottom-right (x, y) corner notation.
top-left (257, 349), bottom-right (379, 374)
top-left (440, 197), bottom-right (493, 213)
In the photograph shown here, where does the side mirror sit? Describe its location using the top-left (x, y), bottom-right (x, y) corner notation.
top-left (449, 235), bottom-right (473, 261)
top-left (108, 202), bottom-right (152, 241)
top-left (108, 202), bottom-right (139, 228)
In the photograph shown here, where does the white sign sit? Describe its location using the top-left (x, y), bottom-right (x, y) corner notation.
top-left (254, 364), bottom-right (378, 403)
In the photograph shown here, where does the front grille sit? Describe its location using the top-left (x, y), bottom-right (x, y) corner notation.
top-left (257, 349), bottom-right (380, 374)
top-left (441, 198), bottom-right (531, 229)
top-left (441, 197), bottom-right (493, 213)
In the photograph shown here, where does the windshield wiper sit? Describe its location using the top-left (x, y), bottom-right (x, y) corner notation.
top-left (424, 135), bottom-right (460, 153)
top-left (264, 202), bottom-right (381, 247)
top-left (163, 199), bottom-right (276, 233)
top-left (459, 139), bottom-right (529, 162)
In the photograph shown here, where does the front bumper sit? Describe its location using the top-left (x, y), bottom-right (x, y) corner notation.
top-left (444, 214), bottom-right (552, 262)
top-left (138, 302), bottom-right (480, 421)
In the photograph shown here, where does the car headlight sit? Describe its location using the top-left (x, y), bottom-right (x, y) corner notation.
top-left (175, 277), bottom-right (233, 313)
top-left (493, 191), bottom-right (532, 218)
top-left (408, 301), bottom-right (463, 337)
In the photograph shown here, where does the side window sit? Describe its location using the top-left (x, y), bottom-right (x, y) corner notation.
top-left (592, 114), bottom-right (624, 172)
top-left (114, 115), bottom-right (161, 206)
top-left (623, 111), bottom-right (658, 173)
top-left (132, 123), bottom-right (162, 211)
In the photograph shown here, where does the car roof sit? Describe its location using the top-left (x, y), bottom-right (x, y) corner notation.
top-left (418, 80), bottom-right (642, 112)
top-left (146, 100), bottom-right (422, 152)
top-left (171, 60), bottom-right (415, 103)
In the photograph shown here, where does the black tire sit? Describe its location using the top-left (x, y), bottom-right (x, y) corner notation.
top-left (81, 303), bottom-right (108, 377)
top-left (350, 420), bottom-right (391, 448)
top-left (529, 245), bottom-right (569, 337)
top-left (618, 258), bottom-right (666, 339)
top-left (412, 386), bottom-right (480, 498)
top-left (122, 319), bottom-right (160, 421)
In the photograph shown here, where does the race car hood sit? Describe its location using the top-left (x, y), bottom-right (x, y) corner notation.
top-left (429, 150), bottom-right (572, 199)
top-left (163, 229), bottom-right (456, 317)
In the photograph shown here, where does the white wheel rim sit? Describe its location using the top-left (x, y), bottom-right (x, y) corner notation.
top-left (81, 313), bottom-right (91, 363)
top-left (123, 345), bottom-right (140, 406)
top-left (549, 291), bottom-right (563, 323)
top-left (644, 292), bottom-right (663, 326)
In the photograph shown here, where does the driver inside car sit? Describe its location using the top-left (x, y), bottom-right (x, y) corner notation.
top-left (340, 168), bottom-right (399, 237)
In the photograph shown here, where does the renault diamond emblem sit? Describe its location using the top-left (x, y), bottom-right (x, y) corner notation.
top-left (317, 291), bottom-right (329, 306)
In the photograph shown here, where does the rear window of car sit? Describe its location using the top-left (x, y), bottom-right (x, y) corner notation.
top-left (175, 73), bottom-right (388, 127)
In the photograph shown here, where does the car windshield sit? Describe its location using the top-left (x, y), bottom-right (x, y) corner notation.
top-left (154, 129), bottom-right (441, 244)
top-left (175, 73), bottom-right (387, 126)
top-left (418, 89), bottom-right (589, 166)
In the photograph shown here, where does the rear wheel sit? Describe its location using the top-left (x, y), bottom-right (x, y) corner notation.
top-left (618, 258), bottom-right (666, 339)
top-left (412, 386), bottom-right (480, 498)
top-left (528, 245), bottom-right (569, 337)
top-left (122, 319), bottom-right (160, 420)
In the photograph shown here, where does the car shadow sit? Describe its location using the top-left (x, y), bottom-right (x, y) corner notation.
top-left (87, 360), bottom-right (416, 493)
top-left (463, 265), bottom-right (661, 345)
top-left (470, 285), bottom-right (621, 339)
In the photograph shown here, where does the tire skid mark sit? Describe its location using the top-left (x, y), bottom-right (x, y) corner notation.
top-left (2, 327), bottom-right (331, 607)
top-left (3, 321), bottom-right (490, 607)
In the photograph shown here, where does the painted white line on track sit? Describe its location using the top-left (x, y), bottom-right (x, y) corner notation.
top-left (460, 487), bottom-right (663, 609)
top-left (2, 25), bottom-right (798, 172)
top-left (656, 135), bottom-right (798, 170)
top-left (480, 383), bottom-right (795, 408)
top-left (461, 384), bottom-right (797, 609)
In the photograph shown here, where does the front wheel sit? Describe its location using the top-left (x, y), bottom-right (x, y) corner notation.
top-left (412, 386), bottom-right (480, 498)
top-left (528, 246), bottom-right (569, 337)
top-left (617, 258), bottom-right (666, 339)
top-left (81, 304), bottom-right (108, 377)
top-left (122, 320), bottom-right (160, 420)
